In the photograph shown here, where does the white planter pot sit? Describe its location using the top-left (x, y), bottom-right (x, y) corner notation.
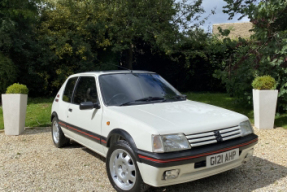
top-left (1, 94), bottom-right (28, 135)
top-left (253, 89), bottom-right (278, 129)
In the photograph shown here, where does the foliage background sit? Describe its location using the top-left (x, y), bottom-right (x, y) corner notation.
top-left (214, 0), bottom-right (287, 112)
top-left (1, 0), bottom-right (287, 114)
top-left (0, 0), bottom-right (222, 98)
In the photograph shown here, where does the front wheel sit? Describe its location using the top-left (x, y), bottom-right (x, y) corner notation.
top-left (51, 117), bottom-right (69, 148)
top-left (106, 140), bottom-right (149, 192)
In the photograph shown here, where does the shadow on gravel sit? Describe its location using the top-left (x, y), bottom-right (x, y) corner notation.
top-left (52, 141), bottom-right (287, 192)
top-left (22, 127), bottom-right (51, 135)
top-left (66, 142), bottom-right (106, 163)
top-left (63, 141), bottom-right (84, 149)
top-left (19, 127), bottom-right (284, 192)
top-left (147, 156), bottom-right (287, 192)
top-left (82, 147), bottom-right (106, 163)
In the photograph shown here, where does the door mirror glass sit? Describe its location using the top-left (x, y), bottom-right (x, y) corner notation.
top-left (94, 102), bottom-right (100, 109)
top-left (80, 102), bottom-right (94, 110)
top-left (79, 101), bottom-right (101, 110)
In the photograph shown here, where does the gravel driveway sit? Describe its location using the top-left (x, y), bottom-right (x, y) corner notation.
top-left (0, 127), bottom-right (287, 192)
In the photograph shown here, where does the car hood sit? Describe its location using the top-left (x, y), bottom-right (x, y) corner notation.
top-left (109, 100), bottom-right (248, 135)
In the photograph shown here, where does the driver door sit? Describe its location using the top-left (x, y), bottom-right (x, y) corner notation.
top-left (66, 76), bottom-right (104, 156)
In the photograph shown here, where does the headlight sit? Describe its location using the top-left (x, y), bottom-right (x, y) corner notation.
top-left (152, 134), bottom-right (191, 153)
top-left (240, 120), bottom-right (253, 136)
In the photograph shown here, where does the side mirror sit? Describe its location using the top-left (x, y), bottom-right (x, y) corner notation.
top-left (80, 101), bottom-right (100, 110)
top-left (94, 102), bottom-right (101, 109)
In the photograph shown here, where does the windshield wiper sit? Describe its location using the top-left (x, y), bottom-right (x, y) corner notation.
top-left (167, 95), bottom-right (187, 100)
top-left (119, 96), bottom-right (166, 106)
top-left (135, 96), bottom-right (166, 102)
top-left (119, 101), bottom-right (137, 106)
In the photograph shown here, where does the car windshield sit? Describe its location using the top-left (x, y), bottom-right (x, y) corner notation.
top-left (99, 73), bottom-right (185, 106)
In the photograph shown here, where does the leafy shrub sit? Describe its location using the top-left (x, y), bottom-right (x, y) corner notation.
top-left (252, 76), bottom-right (276, 90)
top-left (6, 83), bottom-right (29, 94)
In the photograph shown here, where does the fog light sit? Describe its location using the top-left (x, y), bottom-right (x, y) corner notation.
top-left (163, 169), bottom-right (180, 180)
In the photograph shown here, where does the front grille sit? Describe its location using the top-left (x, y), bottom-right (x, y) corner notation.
top-left (186, 126), bottom-right (242, 148)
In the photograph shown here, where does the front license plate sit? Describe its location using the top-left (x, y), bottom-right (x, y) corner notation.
top-left (206, 148), bottom-right (239, 168)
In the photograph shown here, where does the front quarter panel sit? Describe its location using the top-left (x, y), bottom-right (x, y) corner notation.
top-left (102, 107), bottom-right (155, 153)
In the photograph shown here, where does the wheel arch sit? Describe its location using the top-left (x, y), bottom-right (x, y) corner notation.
top-left (51, 112), bottom-right (58, 122)
top-left (106, 128), bottom-right (140, 161)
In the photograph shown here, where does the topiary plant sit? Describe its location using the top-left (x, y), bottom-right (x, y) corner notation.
top-left (6, 83), bottom-right (29, 94)
top-left (252, 75), bottom-right (276, 90)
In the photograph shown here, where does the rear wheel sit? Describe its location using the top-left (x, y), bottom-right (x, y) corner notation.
top-left (106, 140), bottom-right (149, 192)
top-left (51, 117), bottom-right (69, 148)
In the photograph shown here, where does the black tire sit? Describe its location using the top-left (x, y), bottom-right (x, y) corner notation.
top-left (51, 117), bottom-right (69, 148)
top-left (106, 140), bottom-right (149, 192)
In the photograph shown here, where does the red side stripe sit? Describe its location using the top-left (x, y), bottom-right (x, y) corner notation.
top-left (58, 122), bottom-right (66, 126)
top-left (101, 139), bottom-right (107, 144)
top-left (66, 125), bottom-right (100, 141)
top-left (139, 138), bottom-right (258, 163)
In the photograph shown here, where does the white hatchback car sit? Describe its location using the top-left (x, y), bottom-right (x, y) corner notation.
top-left (51, 70), bottom-right (258, 192)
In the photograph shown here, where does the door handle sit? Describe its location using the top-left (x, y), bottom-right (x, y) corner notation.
top-left (68, 108), bottom-right (72, 112)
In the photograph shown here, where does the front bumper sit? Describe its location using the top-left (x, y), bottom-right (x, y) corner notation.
top-left (136, 134), bottom-right (258, 187)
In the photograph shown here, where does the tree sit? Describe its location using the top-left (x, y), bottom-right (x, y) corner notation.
top-left (99, 0), bottom-right (206, 69)
top-left (0, 0), bottom-right (212, 97)
top-left (37, 0), bottom-right (118, 92)
top-left (37, 0), bottom-right (208, 91)
top-left (0, 0), bottom-right (41, 95)
top-left (215, 0), bottom-right (287, 110)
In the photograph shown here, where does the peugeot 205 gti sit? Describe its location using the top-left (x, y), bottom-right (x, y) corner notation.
top-left (51, 70), bottom-right (258, 192)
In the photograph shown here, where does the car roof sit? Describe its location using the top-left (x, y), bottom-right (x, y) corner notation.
top-left (68, 70), bottom-right (155, 77)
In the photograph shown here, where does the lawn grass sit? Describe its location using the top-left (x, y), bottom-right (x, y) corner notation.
top-left (186, 92), bottom-right (287, 129)
top-left (0, 97), bottom-right (54, 130)
top-left (0, 93), bottom-right (286, 130)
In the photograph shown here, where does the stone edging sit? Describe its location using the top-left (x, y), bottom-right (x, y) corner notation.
top-left (0, 127), bottom-right (51, 134)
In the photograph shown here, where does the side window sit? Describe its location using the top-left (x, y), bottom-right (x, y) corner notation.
top-left (73, 77), bottom-right (98, 105)
top-left (63, 77), bottom-right (78, 102)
